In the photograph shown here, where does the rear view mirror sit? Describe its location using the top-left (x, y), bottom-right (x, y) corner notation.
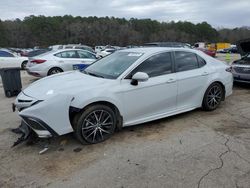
top-left (131, 72), bottom-right (149, 85)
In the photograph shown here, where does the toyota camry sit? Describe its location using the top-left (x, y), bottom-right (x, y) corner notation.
top-left (14, 47), bottom-right (233, 144)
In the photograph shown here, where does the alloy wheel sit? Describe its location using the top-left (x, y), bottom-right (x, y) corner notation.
top-left (81, 110), bottom-right (114, 143)
top-left (206, 85), bottom-right (222, 109)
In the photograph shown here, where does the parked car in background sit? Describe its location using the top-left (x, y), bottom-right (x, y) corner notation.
top-left (144, 42), bottom-right (191, 48)
top-left (26, 49), bottom-right (97, 77)
top-left (49, 44), bottom-right (95, 53)
top-left (27, 49), bottom-right (51, 57)
top-left (219, 47), bottom-right (238, 54)
top-left (15, 47), bottom-right (233, 144)
top-left (231, 38), bottom-right (250, 83)
top-left (95, 46), bottom-right (105, 53)
top-left (0, 49), bottom-right (28, 69)
top-left (197, 48), bottom-right (216, 57)
top-left (97, 48), bottom-right (116, 58)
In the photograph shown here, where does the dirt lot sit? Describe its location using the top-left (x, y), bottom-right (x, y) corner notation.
top-left (0, 53), bottom-right (250, 188)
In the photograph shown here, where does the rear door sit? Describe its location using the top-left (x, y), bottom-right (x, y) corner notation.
top-left (54, 50), bottom-right (81, 71)
top-left (174, 51), bottom-right (209, 109)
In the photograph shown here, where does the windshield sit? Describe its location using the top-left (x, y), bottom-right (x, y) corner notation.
top-left (84, 51), bottom-right (143, 79)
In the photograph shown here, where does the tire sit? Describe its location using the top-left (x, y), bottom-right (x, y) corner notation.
top-left (202, 83), bottom-right (224, 111)
top-left (48, 67), bottom-right (63, 76)
top-left (73, 105), bottom-right (117, 144)
top-left (21, 61), bottom-right (28, 70)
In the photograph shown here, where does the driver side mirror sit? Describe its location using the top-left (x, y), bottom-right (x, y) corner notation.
top-left (131, 72), bottom-right (149, 86)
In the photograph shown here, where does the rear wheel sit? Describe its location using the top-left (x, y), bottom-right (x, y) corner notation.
top-left (73, 105), bottom-right (117, 144)
top-left (202, 83), bottom-right (224, 111)
top-left (48, 67), bottom-right (63, 76)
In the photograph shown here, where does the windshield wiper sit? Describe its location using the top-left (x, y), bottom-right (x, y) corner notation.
top-left (83, 70), bottom-right (104, 78)
top-left (82, 70), bottom-right (89, 75)
top-left (88, 72), bottom-right (104, 78)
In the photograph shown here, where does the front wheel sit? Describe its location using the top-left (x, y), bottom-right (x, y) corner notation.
top-left (202, 83), bottom-right (224, 111)
top-left (73, 105), bottom-right (117, 144)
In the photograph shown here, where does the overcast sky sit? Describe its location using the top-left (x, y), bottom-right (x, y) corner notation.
top-left (0, 0), bottom-right (249, 28)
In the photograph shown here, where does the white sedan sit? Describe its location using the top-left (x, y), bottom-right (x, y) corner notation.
top-left (0, 49), bottom-right (28, 69)
top-left (14, 47), bottom-right (233, 144)
top-left (26, 49), bottom-right (97, 77)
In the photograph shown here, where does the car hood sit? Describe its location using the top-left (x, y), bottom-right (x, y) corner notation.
top-left (236, 38), bottom-right (250, 56)
top-left (23, 71), bottom-right (112, 100)
top-left (233, 59), bottom-right (250, 65)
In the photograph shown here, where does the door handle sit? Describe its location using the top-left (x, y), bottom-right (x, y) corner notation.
top-left (166, 78), bottom-right (176, 83)
top-left (201, 72), bottom-right (209, 76)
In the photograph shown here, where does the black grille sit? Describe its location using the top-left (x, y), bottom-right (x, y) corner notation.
top-left (233, 66), bottom-right (250, 74)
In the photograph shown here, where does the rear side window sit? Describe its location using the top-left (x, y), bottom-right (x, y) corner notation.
top-left (0, 51), bottom-right (14, 57)
top-left (55, 51), bottom-right (79, 58)
top-left (197, 55), bottom-right (206, 67)
top-left (175, 51), bottom-right (199, 72)
top-left (130, 52), bottom-right (172, 78)
top-left (77, 51), bottom-right (96, 59)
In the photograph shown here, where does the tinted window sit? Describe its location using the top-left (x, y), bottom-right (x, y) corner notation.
top-left (130, 52), bottom-right (172, 78)
top-left (77, 51), bottom-right (96, 59)
top-left (55, 51), bottom-right (78, 58)
top-left (175, 51), bottom-right (199, 72)
top-left (0, 51), bottom-right (14, 57)
top-left (197, 55), bottom-right (206, 67)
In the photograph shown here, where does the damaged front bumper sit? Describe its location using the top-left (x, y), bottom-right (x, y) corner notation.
top-left (14, 92), bottom-right (74, 140)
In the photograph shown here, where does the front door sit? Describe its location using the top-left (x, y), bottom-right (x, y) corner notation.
top-left (120, 52), bottom-right (178, 125)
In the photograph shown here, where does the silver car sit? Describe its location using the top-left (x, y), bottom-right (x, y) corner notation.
top-left (232, 38), bottom-right (250, 83)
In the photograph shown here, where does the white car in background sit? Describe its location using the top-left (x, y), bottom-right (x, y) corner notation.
top-left (26, 49), bottom-right (97, 77)
top-left (97, 48), bottom-right (116, 58)
top-left (15, 47), bottom-right (233, 144)
top-left (0, 49), bottom-right (28, 69)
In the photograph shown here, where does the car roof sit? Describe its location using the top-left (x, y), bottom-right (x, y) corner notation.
top-left (53, 48), bottom-right (94, 53)
top-left (120, 47), bottom-right (197, 55)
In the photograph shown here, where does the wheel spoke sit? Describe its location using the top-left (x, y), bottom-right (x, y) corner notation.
top-left (84, 119), bottom-right (95, 126)
top-left (98, 110), bottom-right (103, 122)
top-left (99, 128), bottom-right (103, 140)
top-left (102, 115), bottom-right (111, 124)
top-left (82, 125), bottom-right (96, 130)
top-left (99, 127), bottom-right (111, 134)
top-left (92, 129), bottom-right (97, 142)
top-left (86, 128), bottom-right (97, 138)
top-left (93, 111), bottom-right (99, 123)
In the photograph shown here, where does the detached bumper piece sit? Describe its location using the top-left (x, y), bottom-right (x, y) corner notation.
top-left (12, 121), bottom-right (34, 147)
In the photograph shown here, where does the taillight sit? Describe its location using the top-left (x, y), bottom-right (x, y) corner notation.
top-left (226, 66), bottom-right (232, 72)
top-left (31, 59), bottom-right (46, 64)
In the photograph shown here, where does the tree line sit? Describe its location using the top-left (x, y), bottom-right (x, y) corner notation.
top-left (0, 15), bottom-right (249, 48)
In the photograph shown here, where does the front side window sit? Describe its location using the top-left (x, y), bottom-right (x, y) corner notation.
top-left (55, 51), bottom-right (78, 58)
top-left (0, 51), bottom-right (14, 57)
top-left (129, 52), bottom-right (172, 78)
top-left (77, 51), bottom-right (96, 59)
top-left (175, 51), bottom-right (199, 72)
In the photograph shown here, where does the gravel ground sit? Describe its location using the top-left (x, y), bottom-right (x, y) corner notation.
top-left (0, 53), bottom-right (249, 188)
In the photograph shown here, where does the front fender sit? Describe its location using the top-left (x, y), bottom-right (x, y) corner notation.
top-left (71, 95), bottom-right (123, 116)
top-left (19, 94), bottom-right (74, 135)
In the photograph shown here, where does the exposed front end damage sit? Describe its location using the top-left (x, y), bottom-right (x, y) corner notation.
top-left (13, 92), bottom-right (75, 150)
